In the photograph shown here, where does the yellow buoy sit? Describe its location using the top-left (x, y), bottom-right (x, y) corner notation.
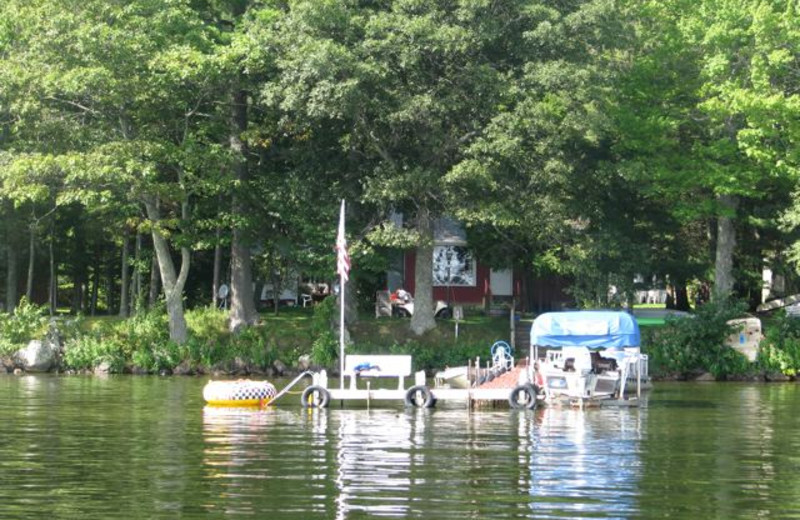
top-left (202, 379), bottom-right (277, 407)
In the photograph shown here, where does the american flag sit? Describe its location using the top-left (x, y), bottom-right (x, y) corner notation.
top-left (336, 200), bottom-right (350, 282)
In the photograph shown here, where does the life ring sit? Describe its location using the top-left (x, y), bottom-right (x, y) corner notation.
top-left (301, 385), bottom-right (331, 408)
top-left (203, 379), bottom-right (277, 407)
top-left (405, 385), bottom-right (435, 408)
top-left (491, 341), bottom-right (514, 370)
top-left (508, 384), bottom-right (538, 410)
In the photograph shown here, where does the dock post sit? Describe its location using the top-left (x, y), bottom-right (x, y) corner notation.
top-left (637, 357), bottom-right (641, 399)
top-left (510, 299), bottom-right (516, 350)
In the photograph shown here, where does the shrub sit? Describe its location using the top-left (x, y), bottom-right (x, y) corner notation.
top-left (0, 298), bottom-right (48, 355)
top-left (117, 306), bottom-right (170, 357)
top-left (61, 306), bottom-right (172, 372)
top-left (229, 327), bottom-right (277, 370)
top-left (310, 298), bottom-right (338, 367)
top-left (130, 339), bottom-right (183, 373)
top-left (63, 336), bottom-right (126, 372)
top-left (644, 299), bottom-right (751, 379)
top-left (186, 306), bottom-right (228, 345)
top-left (350, 338), bottom-right (498, 373)
top-left (758, 313), bottom-right (800, 376)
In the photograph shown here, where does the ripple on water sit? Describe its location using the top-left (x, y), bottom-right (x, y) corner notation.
top-left (2, 378), bottom-right (800, 519)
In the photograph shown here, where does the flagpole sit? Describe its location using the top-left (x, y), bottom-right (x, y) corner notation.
top-left (336, 199), bottom-right (348, 391)
top-left (339, 262), bottom-right (345, 391)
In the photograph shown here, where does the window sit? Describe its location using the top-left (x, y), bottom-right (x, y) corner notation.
top-left (433, 246), bottom-right (476, 286)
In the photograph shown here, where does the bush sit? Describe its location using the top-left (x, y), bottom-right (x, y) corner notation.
top-left (61, 306), bottom-right (172, 373)
top-left (186, 306), bottom-right (228, 345)
top-left (184, 306), bottom-right (231, 367)
top-left (228, 327), bottom-right (277, 370)
top-left (758, 313), bottom-right (800, 376)
top-left (310, 298), bottom-right (338, 367)
top-left (63, 336), bottom-right (126, 372)
top-left (349, 338), bottom-right (498, 373)
top-left (644, 299), bottom-right (751, 379)
top-left (0, 298), bottom-right (48, 355)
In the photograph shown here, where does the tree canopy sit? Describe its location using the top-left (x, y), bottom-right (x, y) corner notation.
top-left (1, 0), bottom-right (799, 338)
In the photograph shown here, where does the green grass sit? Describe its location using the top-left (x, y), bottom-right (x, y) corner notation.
top-left (637, 317), bottom-right (667, 327)
top-left (634, 303), bottom-right (667, 309)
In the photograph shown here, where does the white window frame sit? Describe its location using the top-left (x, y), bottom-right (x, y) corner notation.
top-left (432, 245), bottom-right (476, 287)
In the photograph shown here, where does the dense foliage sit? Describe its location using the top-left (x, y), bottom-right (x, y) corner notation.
top-left (644, 300), bottom-right (752, 379)
top-left (758, 313), bottom-right (800, 376)
top-left (1, 1), bottom-right (799, 372)
top-left (0, 297), bottom-right (47, 355)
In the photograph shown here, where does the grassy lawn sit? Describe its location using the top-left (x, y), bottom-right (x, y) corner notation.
top-left (256, 305), bottom-right (513, 348)
top-left (636, 317), bottom-right (667, 327)
top-left (633, 303), bottom-right (667, 310)
top-left (349, 313), bottom-right (512, 350)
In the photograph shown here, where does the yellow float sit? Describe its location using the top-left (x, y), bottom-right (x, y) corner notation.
top-left (202, 379), bottom-right (277, 407)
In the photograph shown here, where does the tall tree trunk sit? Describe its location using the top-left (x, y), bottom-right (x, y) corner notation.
top-left (228, 84), bottom-right (258, 332)
top-left (106, 258), bottom-right (114, 314)
top-left (90, 260), bottom-right (99, 316)
top-left (48, 224), bottom-right (56, 316)
top-left (6, 242), bottom-right (17, 313)
top-left (119, 230), bottom-right (130, 317)
top-left (714, 194), bottom-right (738, 300)
top-left (71, 221), bottom-right (86, 314)
top-left (212, 226), bottom-right (222, 307)
top-left (144, 196), bottom-right (190, 344)
top-left (674, 283), bottom-right (691, 311)
top-left (149, 246), bottom-right (160, 308)
top-left (129, 232), bottom-right (142, 314)
top-left (410, 208), bottom-right (436, 336)
top-left (26, 223), bottom-right (35, 301)
top-left (72, 268), bottom-right (84, 314)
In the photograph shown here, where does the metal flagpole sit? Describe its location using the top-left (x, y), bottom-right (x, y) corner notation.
top-left (339, 267), bottom-right (345, 390)
top-left (336, 199), bottom-right (349, 390)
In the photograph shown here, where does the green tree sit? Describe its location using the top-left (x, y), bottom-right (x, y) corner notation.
top-left (616, 0), bottom-right (799, 302)
top-left (445, 0), bottom-right (633, 307)
top-left (268, 0), bottom-right (548, 334)
top-left (0, 0), bottom-right (225, 342)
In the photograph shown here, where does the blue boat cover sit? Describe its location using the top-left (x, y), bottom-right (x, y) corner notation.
top-left (530, 311), bottom-right (641, 348)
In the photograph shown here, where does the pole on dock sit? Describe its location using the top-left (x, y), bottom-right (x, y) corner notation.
top-left (336, 199), bottom-right (350, 391)
top-left (510, 298), bottom-right (516, 350)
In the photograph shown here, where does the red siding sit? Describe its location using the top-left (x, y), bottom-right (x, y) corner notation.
top-left (404, 251), bottom-right (490, 305)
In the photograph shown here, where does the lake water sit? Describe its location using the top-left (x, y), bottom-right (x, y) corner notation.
top-left (1, 376), bottom-right (799, 519)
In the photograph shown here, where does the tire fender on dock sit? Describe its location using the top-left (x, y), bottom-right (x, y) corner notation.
top-left (405, 385), bottom-right (435, 408)
top-left (508, 384), bottom-right (538, 410)
top-left (301, 385), bottom-right (331, 408)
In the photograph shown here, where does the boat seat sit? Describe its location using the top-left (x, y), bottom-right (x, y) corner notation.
top-left (561, 346), bottom-right (593, 373)
top-left (591, 352), bottom-right (617, 373)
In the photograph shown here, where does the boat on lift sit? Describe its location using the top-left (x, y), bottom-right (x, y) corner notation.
top-left (526, 311), bottom-right (650, 406)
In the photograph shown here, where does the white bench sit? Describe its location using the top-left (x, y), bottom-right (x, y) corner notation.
top-left (344, 355), bottom-right (412, 390)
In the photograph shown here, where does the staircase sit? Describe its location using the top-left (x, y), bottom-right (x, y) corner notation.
top-left (513, 319), bottom-right (533, 356)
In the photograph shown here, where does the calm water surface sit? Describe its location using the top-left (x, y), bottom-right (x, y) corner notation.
top-left (1, 376), bottom-right (799, 519)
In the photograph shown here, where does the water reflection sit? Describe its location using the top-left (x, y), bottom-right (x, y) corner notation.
top-left (199, 404), bottom-right (649, 519)
top-left (5, 377), bottom-right (800, 519)
top-left (527, 406), bottom-right (645, 518)
top-left (333, 410), bottom-right (418, 519)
